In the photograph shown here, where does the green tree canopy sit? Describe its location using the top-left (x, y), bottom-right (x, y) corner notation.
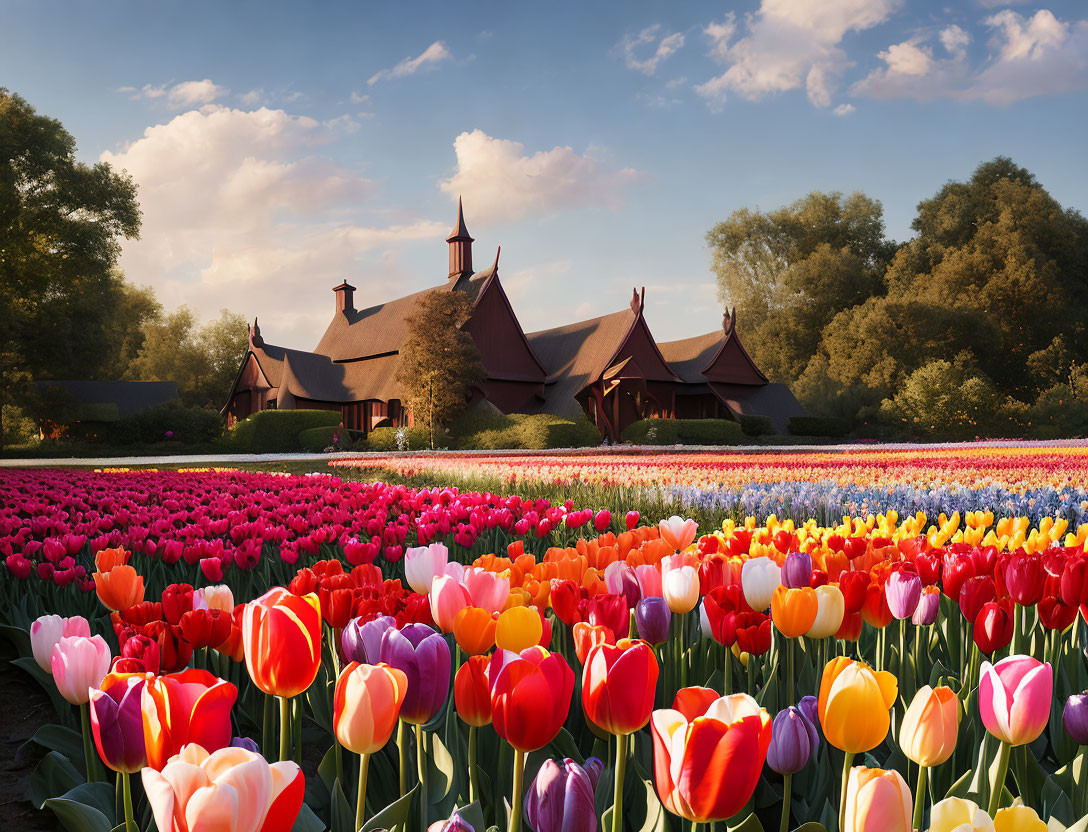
top-left (0, 88), bottom-right (141, 440)
top-left (396, 290), bottom-right (485, 449)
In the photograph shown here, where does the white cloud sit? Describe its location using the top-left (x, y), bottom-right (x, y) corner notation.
top-left (239, 89), bottom-right (265, 106)
top-left (367, 41), bottom-right (451, 86)
top-left (615, 25), bottom-right (686, 76)
top-left (167, 79), bottom-right (228, 107)
top-left (834, 103), bottom-right (856, 115)
top-left (852, 8), bottom-right (1088, 105)
top-left (438, 129), bottom-right (640, 222)
top-left (101, 105), bottom-right (445, 349)
top-left (350, 91), bottom-right (371, 104)
top-left (695, 0), bottom-right (901, 109)
top-left (976, 0), bottom-right (1029, 6)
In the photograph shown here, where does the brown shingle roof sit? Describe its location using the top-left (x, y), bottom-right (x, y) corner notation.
top-left (710, 382), bottom-right (805, 433)
top-left (657, 332), bottom-right (724, 383)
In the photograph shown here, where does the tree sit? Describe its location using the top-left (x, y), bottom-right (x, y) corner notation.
top-left (0, 89), bottom-right (141, 446)
top-left (396, 290), bottom-right (485, 449)
top-left (129, 307), bottom-right (248, 408)
top-left (706, 191), bottom-right (893, 380)
top-left (99, 277), bottom-right (163, 380)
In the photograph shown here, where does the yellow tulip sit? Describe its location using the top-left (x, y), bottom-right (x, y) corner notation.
top-left (929, 797), bottom-right (1044, 832)
top-left (806, 585), bottom-right (845, 639)
top-left (818, 657), bottom-right (897, 753)
top-left (993, 801), bottom-right (1047, 832)
top-left (495, 605), bottom-right (542, 653)
top-left (900, 685), bottom-right (958, 767)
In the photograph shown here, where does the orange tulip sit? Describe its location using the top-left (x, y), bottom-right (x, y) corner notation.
top-left (650, 692), bottom-right (772, 822)
top-left (94, 547), bottom-right (130, 572)
top-left (94, 565), bottom-right (145, 611)
top-left (582, 639), bottom-right (659, 735)
top-left (333, 662), bottom-right (407, 755)
top-left (453, 606), bottom-right (497, 655)
top-left (573, 622), bottom-right (615, 664)
top-left (899, 685), bottom-right (958, 767)
top-left (771, 585), bottom-right (819, 638)
top-left (141, 668), bottom-right (238, 770)
top-left (454, 655), bottom-right (492, 727)
top-left (242, 587), bottom-right (322, 698)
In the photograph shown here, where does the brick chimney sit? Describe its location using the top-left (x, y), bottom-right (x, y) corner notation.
top-left (332, 281), bottom-right (356, 315)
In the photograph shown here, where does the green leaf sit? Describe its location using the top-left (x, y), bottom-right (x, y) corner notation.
top-left (318, 745), bottom-right (338, 791)
top-left (458, 801), bottom-right (486, 832)
top-left (43, 796), bottom-right (114, 832)
top-left (0, 622), bottom-right (32, 655)
top-left (637, 776), bottom-right (667, 832)
top-left (28, 750), bottom-right (83, 809)
top-left (793, 823), bottom-right (828, 832)
top-left (424, 729), bottom-right (455, 806)
top-left (292, 802), bottom-right (327, 832)
top-left (13, 656), bottom-right (74, 718)
top-left (728, 812), bottom-right (765, 832)
top-left (29, 724), bottom-right (86, 768)
top-left (330, 778), bottom-right (354, 832)
top-left (361, 783), bottom-right (420, 832)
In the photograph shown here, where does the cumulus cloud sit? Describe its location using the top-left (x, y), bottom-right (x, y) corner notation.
top-left (438, 129), bottom-right (640, 222)
top-left (367, 42), bottom-right (451, 86)
top-left (695, 0), bottom-right (901, 109)
top-left (852, 8), bottom-right (1088, 104)
top-left (615, 25), bottom-right (686, 76)
top-left (101, 105), bottom-right (446, 348)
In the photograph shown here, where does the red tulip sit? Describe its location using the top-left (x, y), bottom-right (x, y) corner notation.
top-left (974, 599), bottom-right (1014, 655)
top-left (959, 575), bottom-right (996, 623)
top-left (838, 572), bottom-right (869, 615)
top-left (1039, 595), bottom-right (1077, 631)
top-left (734, 611), bottom-right (772, 655)
top-left (243, 587), bottom-right (322, 698)
top-left (454, 655), bottom-right (492, 727)
top-left (1005, 553), bottom-right (1046, 606)
top-left (141, 669), bottom-right (237, 770)
top-left (489, 647), bottom-right (574, 752)
top-left (160, 583), bottom-right (194, 625)
top-left (582, 639), bottom-right (659, 735)
top-left (179, 608), bottom-right (232, 651)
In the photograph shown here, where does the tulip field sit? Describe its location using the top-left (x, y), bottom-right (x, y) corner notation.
top-left (1, 450), bottom-right (1087, 832)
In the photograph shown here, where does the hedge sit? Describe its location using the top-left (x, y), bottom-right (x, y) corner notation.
top-left (622, 418), bottom-right (744, 446)
top-left (787, 416), bottom-right (850, 438)
top-left (457, 412), bottom-right (600, 450)
top-left (298, 425), bottom-right (366, 453)
top-left (739, 415), bottom-right (773, 437)
top-left (227, 409), bottom-right (341, 453)
top-left (86, 402), bottom-right (224, 445)
top-left (364, 426), bottom-right (432, 451)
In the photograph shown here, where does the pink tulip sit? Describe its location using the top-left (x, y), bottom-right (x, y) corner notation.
top-left (430, 574), bottom-right (472, 632)
top-left (636, 564), bottom-right (664, 598)
top-left (31, 614), bottom-right (90, 673)
top-left (142, 744), bottom-right (304, 832)
top-left (51, 635), bottom-right (112, 705)
top-left (979, 655), bottom-right (1053, 746)
top-left (405, 542), bottom-right (451, 595)
top-left (463, 567), bottom-right (510, 614)
top-left (659, 516), bottom-right (698, 552)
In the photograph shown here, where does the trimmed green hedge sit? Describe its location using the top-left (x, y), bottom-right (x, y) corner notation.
top-left (622, 418), bottom-right (743, 445)
top-left (739, 415), bottom-right (773, 437)
top-left (457, 412), bottom-right (600, 450)
top-left (788, 416), bottom-right (850, 438)
top-left (80, 402), bottom-right (224, 445)
top-left (227, 409), bottom-right (341, 453)
top-left (298, 425), bottom-right (366, 453)
top-left (365, 426), bottom-right (432, 451)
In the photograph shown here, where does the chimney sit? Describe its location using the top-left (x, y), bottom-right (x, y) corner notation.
top-left (447, 196), bottom-right (474, 279)
top-left (332, 281), bottom-right (356, 315)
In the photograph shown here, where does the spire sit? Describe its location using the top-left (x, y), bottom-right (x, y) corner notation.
top-left (447, 197), bottom-right (474, 278)
top-left (250, 317), bottom-right (264, 347)
top-left (722, 306), bottom-right (736, 335)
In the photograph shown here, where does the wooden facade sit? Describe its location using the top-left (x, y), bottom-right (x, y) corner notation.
top-left (222, 202), bottom-right (804, 440)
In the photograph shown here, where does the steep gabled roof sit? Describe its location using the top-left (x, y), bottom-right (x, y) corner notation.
top-left (657, 331), bottom-right (724, 383)
top-left (709, 382), bottom-right (805, 433)
top-left (659, 325), bottom-right (768, 386)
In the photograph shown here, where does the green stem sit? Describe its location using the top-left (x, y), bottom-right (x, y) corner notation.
top-left (398, 720), bottom-right (408, 799)
top-left (510, 747), bottom-right (526, 832)
top-left (987, 742), bottom-right (1011, 817)
top-left (279, 695), bottom-right (291, 763)
top-left (913, 765), bottom-right (927, 832)
top-left (1012, 604), bottom-right (1024, 656)
top-left (293, 694), bottom-right (303, 765)
top-left (468, 725), bottom-right (479, 804)
top-left (839, 751), bottom-right (855, 832)
top-left (262, 693), bottom-right (274, 760)
top-left (122, 770), bottom-right (135, 832)
top-left (79, 702), bottom-right (98, 782)
top-left (613, 733), bottom-right (627, 832)
top-left (724, 643), bottom-right (732, 694)
top-left (787, 637), bottom-right (795, 705)
top-left (780, 773), bottom-right (792, 832)
top-left (417, 725), bottom-right (429, 831)
top-left (355, 752), bottom-right (370, 832)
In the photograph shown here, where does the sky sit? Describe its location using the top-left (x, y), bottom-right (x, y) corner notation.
top-left (3, 0), bottom-right (1087, 349)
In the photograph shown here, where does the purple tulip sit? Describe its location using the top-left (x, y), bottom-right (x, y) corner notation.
top-left (797, 695), bottom-right (821, 757)
top-left (781, 552), bottom-right (812, 589)
top-left (342, 614), bottom-right (396, 664)
top-left (427, 809), bottom-right (475, 832)
top-left (524, 757), bottom-right (598, 832)
top-left (766, 706), bottom-right (818, 775)
top-left (885, 571), bottom-right (922, 620)
top-left (1064, 693), bottom-right (1088, 745)
top-left (88, 676), bottom-right (147, 774)
top-left (912, 589), bottom-right (939, 626)
top-left (231, 736), bottom-right (260, 753)
top-left (635, 597), bottom-right (671, 645)
top-left (379, 623), bottom-right (451, 724)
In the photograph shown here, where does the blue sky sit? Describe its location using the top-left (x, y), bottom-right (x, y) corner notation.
top-left (3, 0), bottom-right (1086, 348)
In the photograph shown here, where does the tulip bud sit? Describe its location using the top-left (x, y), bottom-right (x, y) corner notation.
top-left (781, 552), bottom-right (812, 589)
top-left (342, 615), bottom-right (395, 664)
top-left (525, 757), bottom-right (597, 832)
top-left (885, 571), bottom-right (921, 620)
top-left (843, 766), bottom-right (912, 832)
top-left (51, 635), bottom-right (112, 705)
top-left (663, 565), bottom-right (699, 614)
top-left (1063, 692), bottom-right (1088, 745)
top-left (912, 587), bottom-right (940, 625)
top-left (31, 614), bottom-right (90, 673)
top-left (979, 655), bottom-right (1052, 746)
top-left (767, 706), bottom-right (818, 774)
top-left (635, 597), bottom-right (671, 645)
top-left (741, 557), bottom-right (780, 611)
top-left (899, 685), bottom-right (958, 766)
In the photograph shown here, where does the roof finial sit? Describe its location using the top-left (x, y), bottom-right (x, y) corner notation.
top-left (630, 287), bottom-right (641, 313)
top-left (722, 306), bottom-right (736, 335)
top-left (446, 196), bottom-right (473, 242)
top-left (250, 317), bottom-right (264, 347)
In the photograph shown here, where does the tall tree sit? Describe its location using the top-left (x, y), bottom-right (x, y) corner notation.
top-left (396, 290), bottom-right (485, 449)
top-left (706, 191), bottom-right (894, 380)
top-left (0, 89), bottom-right (140, 445)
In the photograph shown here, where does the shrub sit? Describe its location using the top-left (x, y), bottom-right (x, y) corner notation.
top-left (456, 411), bottom-right (601, 449)
top-left (1024, 384), bottom-right (1088, 439)
top-left (298, 425), bottom-right (366, 453)
top-left (100, 402), bottom-right (224, 445)
top-left (2, 405), bottom-right (39, 446)
top-left (739, 415), bottom-right (773, 437)
top-left (365, 426), bottom-right (431, 451)
top-left (623, 418), bottom-right (743, 446)
top-left (227, 409), bottom-right (341, 453)
top-left (788, 416), bottom-right (850, 438)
